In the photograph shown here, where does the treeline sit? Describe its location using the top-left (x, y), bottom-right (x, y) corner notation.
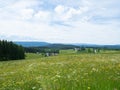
top-left (24, 44), bottom-right (120, 54)
top-left (24, 44), bottom-right (79, 53)
top-left (0, 40), bottom-right (25, 61)
top-left (24, 47), bottom-right (59, 54)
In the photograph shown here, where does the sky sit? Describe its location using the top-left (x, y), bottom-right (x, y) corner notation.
top-left (0, 0), bottom-right (120, 45)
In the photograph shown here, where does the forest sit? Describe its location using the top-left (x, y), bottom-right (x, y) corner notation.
top-left (0, 40), bottom-right (25, 61)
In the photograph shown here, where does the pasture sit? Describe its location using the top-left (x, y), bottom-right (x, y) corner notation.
top-left (0, 50), bottom-right (120, 90)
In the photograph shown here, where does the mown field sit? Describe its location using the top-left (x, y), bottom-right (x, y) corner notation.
top-left (0, 50), bottom-right (120, 90)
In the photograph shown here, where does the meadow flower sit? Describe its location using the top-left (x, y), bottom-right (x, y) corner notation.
top-left (55, 74), bottom-right (61, 78)
top-left (87, 87), bottom-right (91, 90)
top-left (38, 88), bottom-right (43, 90)
top-left (72, 70), bottom-right (76, 74)
top-left (92, 67), bottom-right (98, 72)
top-left (32, 86), bottom-right (36, 90)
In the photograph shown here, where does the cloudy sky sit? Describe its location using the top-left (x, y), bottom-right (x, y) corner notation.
top-left (0, 0), bottom-right (120, 44)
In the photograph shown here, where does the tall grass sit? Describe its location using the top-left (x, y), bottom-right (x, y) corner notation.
top-left (0, 51), bottom-right (120, 90)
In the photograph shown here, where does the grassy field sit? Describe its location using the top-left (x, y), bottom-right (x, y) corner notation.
top-left (0, 50), bottom-right (120, 90)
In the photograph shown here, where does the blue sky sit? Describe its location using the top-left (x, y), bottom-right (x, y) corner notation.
top-left (0, 0), bottom-right (120, 44)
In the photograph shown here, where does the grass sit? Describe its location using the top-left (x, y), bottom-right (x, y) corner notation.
top-left (0, 50), bottom-right (120, 90)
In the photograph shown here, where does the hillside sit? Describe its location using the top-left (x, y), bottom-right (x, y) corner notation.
top-left (14, 42), bottom-right (50, 47)
top-left (45, 44), bottom-right (79, 49)
top-left (14, 41), bottom-right (120, 50)
top-left (0, 50), bottom-right (120, 90)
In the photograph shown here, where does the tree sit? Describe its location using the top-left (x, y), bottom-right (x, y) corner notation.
top-left (0, 40), bottom-right (25, 61)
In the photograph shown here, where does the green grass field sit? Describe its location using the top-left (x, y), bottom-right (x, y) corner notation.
top-left (0, 50), bottom-right (120, 90)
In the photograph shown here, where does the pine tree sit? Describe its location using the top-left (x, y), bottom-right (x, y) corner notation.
top-left (0, 40), bottom-right (25, 61)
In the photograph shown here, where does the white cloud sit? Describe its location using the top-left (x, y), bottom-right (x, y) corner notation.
top-left (0, 0), bottom-right (120, 44)
top-left (54, 5), bottom-right (65, 14)
top-left (19, 9), bottom-right (34, 20)
top-left (54, 5), bottom-right (89, 22)
top-left (34, 11), bottom-right (51, 22)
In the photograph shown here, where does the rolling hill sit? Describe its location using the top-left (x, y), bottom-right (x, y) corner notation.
top-left (14, 41), bottom-right (120, 50)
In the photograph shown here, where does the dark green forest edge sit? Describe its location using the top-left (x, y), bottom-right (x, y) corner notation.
top-left (24, 44), bottom-right (120, 55)
top-left (0, 40), bottom-right (120, 61)
top-left (0, 40), bottom-right (25, 61)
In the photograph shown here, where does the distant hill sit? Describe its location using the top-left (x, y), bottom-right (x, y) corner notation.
top-left (14, 42), bottom-right (50, 47)
top-left (14, 41), bottom-right (120, 50)
top-left (74, 44), bottom-right (120, 50)
top-left (14, 42), bottom-right (80, 50)
top-left (45, 44), bottom-right (79, 49)
top-left (102, 45), bottom-right (120, 50)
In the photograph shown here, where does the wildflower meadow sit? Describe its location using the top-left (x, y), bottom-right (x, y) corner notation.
top-left (0, 50), bottom-right (120, 90)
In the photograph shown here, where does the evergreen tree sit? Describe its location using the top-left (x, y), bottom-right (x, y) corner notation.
top-left (0, 40), bottom-right (25, 61)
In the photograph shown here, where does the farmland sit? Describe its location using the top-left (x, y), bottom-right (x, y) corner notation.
top-left (0, 50), bottom-right (120, 90)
